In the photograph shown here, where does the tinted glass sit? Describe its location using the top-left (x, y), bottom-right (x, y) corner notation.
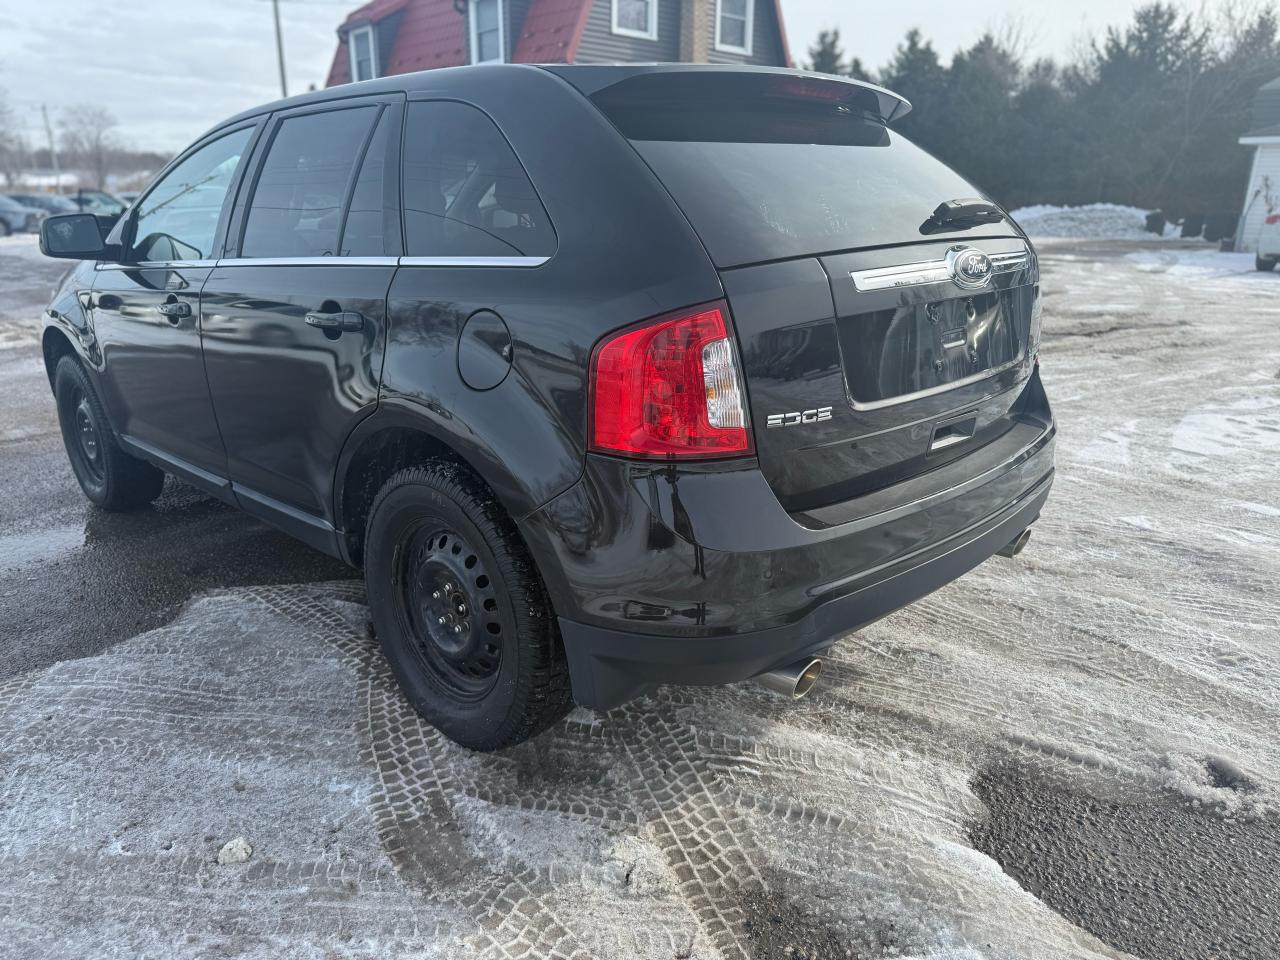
top-left (131, 128), bottom-right (252, 261)
top-left (340, 108), bottom-right (396, 256)
top-left (402, 101), bottom-right (555, 259)
top-left (592, 73), bottom-right (1013, 267)
top-left (241, 106), bottom-right (377, 258)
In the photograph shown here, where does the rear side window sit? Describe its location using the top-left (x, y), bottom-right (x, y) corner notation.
top-left (590, 73), bottom-right (1012, 267)
top-left (241, 106), bottom-right (378, 258)
top-left (402, 101), bottom-right (555, 259)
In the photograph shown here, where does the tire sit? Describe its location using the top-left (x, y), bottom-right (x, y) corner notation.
top-left (53, 355), bottom-right (165, 510)
top-left (1257, 255), bottom-right (1276, 272)
top-left (0, 219), bottom-right (10, 238)
top-left (364, 463), bottom-right (573, 751)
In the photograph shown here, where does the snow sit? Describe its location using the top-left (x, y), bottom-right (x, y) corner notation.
top-left (1010, 202), bottom-right (1177, 240)
top-left (1, 237), bottom-right (1279, 958)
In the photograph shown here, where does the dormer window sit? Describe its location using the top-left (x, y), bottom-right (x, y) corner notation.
top-left (469, 0), bottom-right (505, 63)
top-left (348, 24), bottom-right (379, 81)
top-left (612, 0), bottom-right (657, 41)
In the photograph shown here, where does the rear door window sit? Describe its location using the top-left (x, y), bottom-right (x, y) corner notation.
top-left (341, 108), bottom-right (399, 256)
top-left (241, 106), bottom-right (378, 258)
top-left (590, 72), bottom-right (1015, 267)
top-left (402, 101), bottom-right (555, 259)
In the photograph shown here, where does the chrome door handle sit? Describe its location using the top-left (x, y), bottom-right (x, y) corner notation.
top-left (305, 310), bottom-right (364, 333)
top-left (156, 300), bottom-right (192, 320)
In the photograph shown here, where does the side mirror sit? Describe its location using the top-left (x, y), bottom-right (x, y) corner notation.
top-left (40, 213), bottom-right (110, 260)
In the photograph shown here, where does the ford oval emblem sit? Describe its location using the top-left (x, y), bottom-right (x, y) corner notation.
top-left (946, 246), bottom-right (993, 289)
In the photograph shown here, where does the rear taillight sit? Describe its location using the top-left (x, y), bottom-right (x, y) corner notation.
top-left (589, 301), bottom-right (753, 460)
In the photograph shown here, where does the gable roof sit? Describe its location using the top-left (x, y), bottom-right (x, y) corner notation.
top-left (513, 0), bottom-right (595, 63)
top-left (325, 0), bottom-right (792, 86)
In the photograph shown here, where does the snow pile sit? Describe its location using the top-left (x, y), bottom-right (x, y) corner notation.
top-left (1010, 203), bottom-right (1168, 240)
top-left (0, 233), bottom-right (50, 262)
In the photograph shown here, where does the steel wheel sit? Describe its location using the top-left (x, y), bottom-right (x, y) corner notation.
top-left (394, 523), bottom-right (505, 700)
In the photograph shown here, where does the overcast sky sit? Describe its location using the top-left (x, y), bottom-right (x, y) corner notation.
top-left (0, 0), bottom-right (1225, 153)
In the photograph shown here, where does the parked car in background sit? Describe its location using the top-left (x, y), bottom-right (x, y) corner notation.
top-left (115, 191), bottom-right (141, 206)
top-left (1256, 213), bottom-right (1280, 271)
top-left (0, 195), bottom-right (44, 235)
top-left (8, 193), bottom-right (80, 216)
top-left (68, 189), bottom-right (128, 220)
top-left (36, 64), bottom-right (1054, 751)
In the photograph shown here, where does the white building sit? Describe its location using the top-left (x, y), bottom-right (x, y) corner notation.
top-left (1238, 76), bottom-right (1280, 253)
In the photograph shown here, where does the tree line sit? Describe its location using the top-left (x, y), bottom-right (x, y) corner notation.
top-left (808, 3), bottom-right (1280, 216)
top-left (0, 94), bottom-right (166, 192)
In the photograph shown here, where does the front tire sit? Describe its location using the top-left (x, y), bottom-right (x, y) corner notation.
top-left (54, 355), bottom-right (165, 510)
top-left (1257, 255), bottom-right (1276, 272)
top-left (364, 463), bottom-right (573, 751)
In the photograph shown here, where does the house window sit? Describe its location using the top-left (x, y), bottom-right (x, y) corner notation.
top-left (348, 25), bottom-right (378, 81)
top-left (714, 0), bottom-right (752, 54)
top-left (612, 0), bottom-right (657, 40)
top-left (469, 0), bottom-right (505, 63)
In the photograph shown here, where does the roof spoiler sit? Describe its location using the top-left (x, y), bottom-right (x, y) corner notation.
top-left (543, 64), bottom-right (913, 124)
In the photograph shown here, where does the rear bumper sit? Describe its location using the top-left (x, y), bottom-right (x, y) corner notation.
top-left (555, 470), bottom-right (1050, 709)
top-left (519, 393), bottom-right (1055, 711)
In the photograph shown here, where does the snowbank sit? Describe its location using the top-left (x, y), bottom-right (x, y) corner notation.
top-left (1010, 203), bottom-right (1170, 240)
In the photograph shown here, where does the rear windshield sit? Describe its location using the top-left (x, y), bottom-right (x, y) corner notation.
top-left (591, 73), bottom-right (1016, 267)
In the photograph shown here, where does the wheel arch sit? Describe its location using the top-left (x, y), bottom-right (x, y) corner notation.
top-left (42, 326), bottom-right (78, 388)
top-left (333, 397), bottom-right (568, 569)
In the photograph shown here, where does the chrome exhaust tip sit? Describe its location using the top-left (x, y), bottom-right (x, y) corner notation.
top-left (997, 528), bottom-right (1032, 558)
top-left (754, 657), bottom-right (824, 699)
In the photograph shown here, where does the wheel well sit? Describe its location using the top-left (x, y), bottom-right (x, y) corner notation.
top-left (42, 327), bottom-right (76, 388)
top-left (339, 427), bottom-right (483, 568)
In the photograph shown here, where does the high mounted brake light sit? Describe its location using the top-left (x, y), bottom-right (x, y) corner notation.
top-left (589, 301), bottom-right (753, 460)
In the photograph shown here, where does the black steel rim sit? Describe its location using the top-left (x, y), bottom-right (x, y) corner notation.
top-left (70, 387), bottom-right (105, 483)
top-left (394, 522), bottom-right (504, 700)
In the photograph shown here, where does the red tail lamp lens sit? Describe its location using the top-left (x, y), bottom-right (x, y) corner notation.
top-left (589, 302), bottom-right (753, 459)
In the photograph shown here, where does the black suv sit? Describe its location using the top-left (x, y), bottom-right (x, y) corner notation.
top-left (39, 65), bottom-right (1054, 750)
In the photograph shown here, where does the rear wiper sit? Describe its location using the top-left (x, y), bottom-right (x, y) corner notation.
top-left (920, 198), bottom-right (1005, 234)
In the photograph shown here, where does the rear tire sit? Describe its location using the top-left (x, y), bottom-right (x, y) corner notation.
top-left (364, 463), bottom-right (573, 751)
top-left (53, 355), bottom-right (165, 510)
top-left (0, 220), bottom-right (10, 238)
top-left (1257, 255), bottom-right (1276, 272)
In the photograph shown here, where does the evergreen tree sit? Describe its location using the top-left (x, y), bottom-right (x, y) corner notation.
top-left (879, 29), bottom-right (948, 148)
top-left (807, 29), bottom-right (846, 76)
top-left (846, 58), bottom-right (873, 83)
top-left (802, 5), bottom-right (1280, 216)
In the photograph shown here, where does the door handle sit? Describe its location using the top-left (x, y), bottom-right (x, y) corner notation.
top-left (305, 310), bottom-right (364, 333)
top-left (156, 300), bottom-right (192, 320)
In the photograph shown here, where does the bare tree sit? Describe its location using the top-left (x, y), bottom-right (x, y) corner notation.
top-left (59, 104), bottom-right (119, 190)
top-left (0, 88), bottom-right (19, 188)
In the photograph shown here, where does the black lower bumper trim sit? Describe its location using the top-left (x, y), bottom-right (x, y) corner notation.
top-left (558, 473), bottom-right (1052, 710)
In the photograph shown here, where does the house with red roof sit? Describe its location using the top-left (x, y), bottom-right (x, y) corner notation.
top-left (325, 0), bottom-right (790, 86)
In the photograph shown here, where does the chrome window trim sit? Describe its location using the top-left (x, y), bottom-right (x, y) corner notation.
top-left (398, 256), bottom-right (549, 268)
top-left (96, 255), bottom-right (549, 270)
top-left (850, 245), bottom-right (1029, 292)
top-left (96, 259), bottom-right (219, 271)
top-left (215, 257), bottom-right (400, 268)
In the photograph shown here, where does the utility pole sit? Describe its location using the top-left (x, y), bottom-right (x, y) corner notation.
top-left (272, 0), bottom-right (288, 98)
top-left (40, 104), bottom-right (60, 192)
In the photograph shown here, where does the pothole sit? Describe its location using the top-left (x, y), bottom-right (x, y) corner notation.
top-left (970, 758), bottom-right (1280, 960)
